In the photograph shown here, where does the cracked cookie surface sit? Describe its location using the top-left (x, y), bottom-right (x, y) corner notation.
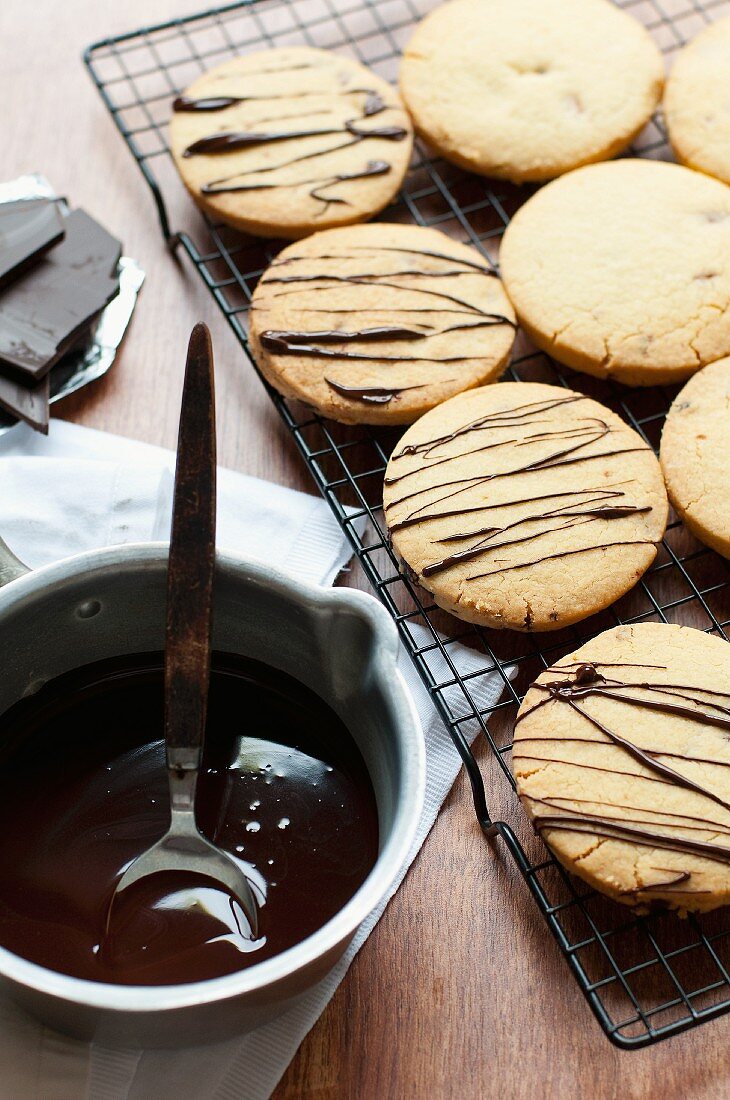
top-left (500, 160), bottom-right (730, 385)
top-left (169, 47), bottom-right (413, 239)
top-left (665, 16), bottom-right (730, 186)
top-left (382, 381), bottom-right (667, 631)
top-left (660, 356), bottom-right (730, 559)
top-left (399, 0), bottom-right (663, 183)
top-left (249, 223), bottom-right (516, 425)
top-left (514, 623), bottom-right (730, 914)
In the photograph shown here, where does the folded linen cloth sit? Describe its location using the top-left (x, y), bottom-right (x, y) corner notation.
top-left (0, 420), bottom-right (508, 1100)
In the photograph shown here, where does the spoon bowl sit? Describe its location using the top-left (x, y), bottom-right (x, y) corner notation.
top-left (110, 767), bottom-right (259, 938)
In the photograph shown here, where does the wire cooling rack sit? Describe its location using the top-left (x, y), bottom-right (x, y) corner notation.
top-left (84, 0), bottom-right (730, 1049)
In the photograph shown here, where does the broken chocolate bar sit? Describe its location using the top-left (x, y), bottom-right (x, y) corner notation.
top-left (0, 209), bottom-right (121, 379)
top-left (0, 198), bottom-right (65, 290)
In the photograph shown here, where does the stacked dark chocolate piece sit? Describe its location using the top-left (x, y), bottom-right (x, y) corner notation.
top-left (0, 198), bottom-right (122, 432)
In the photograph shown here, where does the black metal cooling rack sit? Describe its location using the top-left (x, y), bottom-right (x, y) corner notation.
top-left (84, 0), bottom-right (730, 1049)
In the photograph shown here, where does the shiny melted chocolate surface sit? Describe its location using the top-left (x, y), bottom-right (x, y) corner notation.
top-left (0, 653), bottom-right (378, 985)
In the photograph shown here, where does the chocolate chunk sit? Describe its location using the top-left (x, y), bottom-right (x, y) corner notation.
top-left (0, 198), bottom-right (65, 290)
top-left (0, 371), bottom-right (49, 433)
top-left (0, 209), bottom-right (121, 379)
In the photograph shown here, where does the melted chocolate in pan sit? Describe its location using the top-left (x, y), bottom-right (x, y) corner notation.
top-left (0, 653), bottom-right (378, 985)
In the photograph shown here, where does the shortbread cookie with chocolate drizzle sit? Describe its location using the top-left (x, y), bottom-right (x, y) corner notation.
top-left (660, 356), bottom-right (730, 559)
top-left (383, 382), bottom-right (667, 630)
top-left (249, 223), bottom-right (516, 424)
top-left (169, 47), bottom-right (413, 239)
top-left (514, 623), bottom-right (730, 914)
top-left (500, 160), bottom-right (730, 386)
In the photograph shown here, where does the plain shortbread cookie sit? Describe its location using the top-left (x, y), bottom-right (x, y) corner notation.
top-left (660, 356), bottom-right (730, 559)
top-left (249, 223), bottom-right (516, 425)
top-left (499, 160), bottom-right (730, 386)
top-left (399, 0), bottom-right (664, 183)
top-left (664, 16), bottom-right (730, 186)
top-left (383, 382), bottom-right (668, 631)
top-left (169, 47), bottom-right (413, 238)
top-left (514, 623), bottom-right (730, 914)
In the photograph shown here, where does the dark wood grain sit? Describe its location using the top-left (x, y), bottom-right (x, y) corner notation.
top-left (2, 1), bottom-right (730, 1097)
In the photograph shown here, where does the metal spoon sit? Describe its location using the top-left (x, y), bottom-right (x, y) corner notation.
top-left (109, 322), bottom-right (258, 936)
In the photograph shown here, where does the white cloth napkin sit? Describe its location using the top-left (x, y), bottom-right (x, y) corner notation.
top-left (0, 420), bottom-right (509, 1100)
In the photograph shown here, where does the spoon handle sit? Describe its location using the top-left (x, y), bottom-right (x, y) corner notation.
top-left (165, 322), bottom-right (217, 775)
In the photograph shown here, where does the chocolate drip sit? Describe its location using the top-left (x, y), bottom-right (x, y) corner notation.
top-left (534, 815), bottom-right (730, 868)
top-left (324, 379), bottom-right (425, 405)
top-left (259, 315), bottom-right (511, 363)
top-left (174, 95), bottom-right (244, 112)
top-left (465, 539), bottom-right (655, 581)
top-left (386, 447), bottom-right (648, 526)
top-left (526, 786), bottom-right (730, 832)
top-left (621, 871), bottom-right (692, 894)
top-left (421, 498), bottom-right (651, 578)
top-left (386, 421), bottom-right (609, 489)
top-left (269, 244), bottom-right (495, 275)
top-left (391, 395), bottom-right (584, 461)
top-left (257, 272), bottom-right (511, 322)
top-left (202, 160), bottom-right (390, 209)
top-left (173, 88), bottom-right (386, 116)
top-left (388, 486), bottom-right (629, 534)
top-left (183, 117), bottom-right (407, 158)
top-left (266, 326), bottom-right (429, 344)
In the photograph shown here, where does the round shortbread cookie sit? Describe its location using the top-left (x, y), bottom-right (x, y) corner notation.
top-left (383, 382), bottom-right (668, 631)
top-left (249, 223), bottom-right (516, 425)
top-left (499, 160), bottom-right (730, 386)
top-left (399, 0), bottom-right (664, 183)
top-left (169, 47), bottom-right (413, 239)
top-left (514, 622), bottom-right (730, 914)
top-left (664, 16), bottom-right (730, 186)
top-left (660, 356), bottom-right (730, 559)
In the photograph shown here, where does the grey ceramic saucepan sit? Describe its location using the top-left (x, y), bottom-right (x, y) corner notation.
top-left (0, 536), bottom-right (425, 1047)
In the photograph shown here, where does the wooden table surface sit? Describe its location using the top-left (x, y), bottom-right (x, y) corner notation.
top-left (2, 0), bottom-right (730, 1096)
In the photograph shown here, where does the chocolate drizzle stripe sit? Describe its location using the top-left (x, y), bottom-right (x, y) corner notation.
top-left (387, 486), bottom-right (631, 534)
top-left (184, 117), bottom-right (408, 157)
top-left (386, 421), bottom-right (612, 490)
top-left (390, 396), bottom-right (586, 460)
top-left (384, 446), bottom-right (648, 516)
top-left (548, 693), bottom-right (730, 811)
top-left (259, 316), bottom-right (512, 363)
top-left (202, 160), bottom-right (391, 214)
top-left (528, 677), bottom-right (730, 725)
top-left (515, 755), bottom-right (675, 785)
top-left (173, 87), bottom-right (386, 113)
top-left (465, 540), bottom-right (655, 581)
top-left (534, 816), bottom-right (730, 868)
top-left (524, 790), bottom-right (730, 833)
top-left (257, 274), bottom-right (505, 320)
top-left (324, 378), bottom-right (426, 405)
top-left (254, 250), bottom-right (512, 384)
top-left (422, 501), bottom-right (651, 579)
top-left (269, 244), bottom-right (496, 274)
top-left (515, 737), bottom-right (730, 770)
top-left (382, 448), bottom-right (650, 539)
